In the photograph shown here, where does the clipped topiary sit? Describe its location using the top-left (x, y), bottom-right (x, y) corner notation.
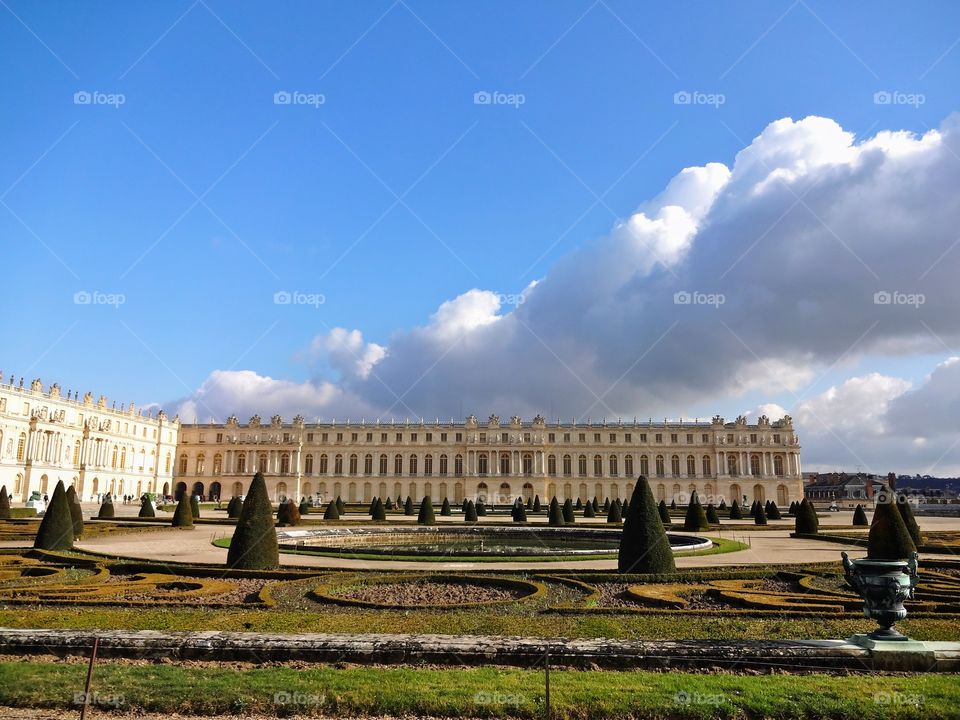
top-left (385, 497), bottom-right (394, 510)
top-left (336, 495), bottom-right (345, 515)
top-left (98, 495), bottom-right (115, 519)
top-left (548, 497), bottom-right (563, 527)
top-left (706, 504), bottom-right (720, 524)
top-left (461, 499), bottom-right (469, 514)
top-left (513, 501), bottom-right (528, 523)
top-left (440, 497), bottom-right (451, 516)
top-left (618, 476), bottom-right (676, 574)
top-left (276, 499), bottom-right (301, 526)
top-left (603, 497), bottom-right (610, 512)
top-left (404, 496), bottom-right (414, 516)
top-left (299, 499), bottom-right (310, 516)
top-left (34, 480), bottom-right (74, 550)
top-left (868, 494), bottom-right (916, 560)
top-left (562, 498), bottom-right (575, 524)
top-left (897, 495), bottom-right (923, 548)
top-left (476, 500), bottom-right (487, 516)
top-left (227, 496), bottom-right (242, 519)
top-left (533, 495), bottom-right (542, 513)
top-left (670, 499), bottom-right (676, 510)
top-left (794, 498), bottom-right (819, 534)
top-left (323, 500), bottom-right (340, 520)
top-left (606, 501), bottom-right (622, 523)
top-left (368, 497), bottom-right (378, 515)
top-left (139, 495), bottom-right (156, 518)
top-left (372, 497), bottom-right (386, 521)
top-left (0, 485), bottom-right (10, 520)
top-left (683, 491), bottom-right (709, 531)
top-left (575, 498), bottom-right (583, 510)
top-left (66, 485), bottom-right (83, 539)
top-left (172, 494), bottom-right (193, 528)
top-left (583, 502), bottom-right (595, 518)
top-left (754, 503), bottom-right (768, 525)
top-left (417, 496), bottom-right (436, 525)
top-left (622, 498), bottom-right (629, 515)
top-left (227, 472), bottom-right (279, 570)
top-left (767, 501), bottom-right (782, 520)
top-left (852, 504), bottom-right (869, 526)
top-left (190, 495), bottom-right (201, 520)
top-left (526, 496), bottom-right (532, 509)
top-left (658, 500), bottom-right (671, 525)
top-left (789, 500), bottom-right (799, 516)
top-left (464, 499), bottom-right (478, 522)
top-left (592, 497), bottom-right (599, 512)
top-left (718, 498), bottom-right (727, 511)
top-left (729, 499), bottom-right (743, 520)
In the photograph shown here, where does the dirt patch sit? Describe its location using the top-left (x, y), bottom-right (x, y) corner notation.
top-left (333, 579), bottom-right (524, 606)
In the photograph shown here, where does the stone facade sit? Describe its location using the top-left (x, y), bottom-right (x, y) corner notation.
top-left (176, 413), bottom-right (803, 507)
top-left (0, 376), bottom-right (179, 502)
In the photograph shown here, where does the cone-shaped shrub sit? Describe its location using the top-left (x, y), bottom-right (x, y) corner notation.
top-left (171, 494), bottom-right (193, 528)
top-left (299, 499), bottom-right (310, 516)
top-left (683, 491), bottom-right (709, 531)
top-left (603, 497), bottom-right (610, 512)
top-left (575, 498), bottom-right (583, 510)
top-left (622, 498), bottom-right (629, 515)
top-left (868, 495), bottom-right (916, 560)
top-left (852, 504), bottom-right (869, 526)
top-left (789, 500), bottom-right (798, 516)
top-left (592, 497), bottom-right (599, 512)
top-left (371, 497), bottom-right (386, 521)
top-left (323, 500), bottom-right (340, 520)
top-left (190, 495), bottom-right (200, 520)
top-left (754, 503), bottom-right (767, 525)
top-left (706, 504), bottom-right (720, 524)
top-left (464, 499), bottom-right (478, 522)
top-left (476, 500), bottom-right (487, 516)
top-left (66, 486), bottom-right (83, 539)
top-left (533, 495), bottom-right (541, 512)
top-left (227, 496), bottom-right (242, 519)
top-left (0, 486), bottom-right (10, 519)
top-left (513, 501), bottom-right (528, 523)
top-left (583, 502), bottom-right (595, 518)
top-left (336, 496), bottom-right (345, 515)
top-left (718, 498), bottom-right (727, 511)
top-left (385, 497), bottom-right (394, 510)
top-left (416, 496), bottom-right (435, 525)
top-left (618, 476), bottom-right (675, 574)
top-left (548, 497), bottom-right (563, 526)
top-left (461, 499), bottom-right (469, 513)
top-left (750, 500), bottom-right (759, 518)
top-left (670, 499), bottom-right (676, 510)
top-left (138, 495), bottom-right (156, 518)
top-left (562, 498), bottom-right (575, 524)
top-left (658, 500), bottom-right (671, 524)
top-left (440, 497), bottom-right (451, 516)
top-left (277, 498), bottom-right (301, 526)
top-left (97, 495), bottom-right (115, 519)
top-left (767, 501), bottom-right (781, 520)
top-left (227, 473), bottom-right (279, 570)
top-left (34, 481), bottom-right (74, 550)
top-left (403, 496), bottom-right (414, 516)
top-left (606, 501), bottom-right (622, 523)
top-left (794, 498), bottom-right (819, 534)
top-left (897, 495), bottom-right (923, 548)
top-left (368, 497), bottom-right (378, 515)
top-left (526, 496), bottom-right (532, 509)
top-left (729, 499), bottom-right (743, 520)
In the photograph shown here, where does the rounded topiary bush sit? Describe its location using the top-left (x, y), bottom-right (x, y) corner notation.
top-left (868, 494), bottom-right (916, 560)
top-left (98, 495), bottom-right (115, 519)
top-left (138, 495), bottom-right (156, 518)
top-left (0, 485), bottom-right (10, 519)
top-left (323, 500), bottom-right (340, 520)
top-left (618, 476), bottom-right (675, 574)
top-left (562, 498), bottom-right (576, 524)
top-left (794, 498), bottom-right (819, 534)
top-left (171, 494), bottom-right (193, 528)
top-left (66, 485), bottom-right (83, 539)
top-left (227, 472), bottom-right (279, 570)
top-left (440, 497), bottom-right (451, 516)
top-left (718, 498), bottom-right (727, 511)
top-left (706, 504), bottom-right (720, 524)
top-left (34, 480), bottom-right (74, 550)
top-left (227, 496), bottom-right (242, 519)
top-left (683, 492), bottom-right (709, 531)
top-left (606, 501), bottom-right (622, 524)
top-left (548, 497), bottom-right (563, 527)
top-left (729, 499), bottom-right (743, 520)
top-left (464, 500), bottom-right (478, 522)
top-left (417, 496), bottom-right (436, 525)
top-left (852, 504), bottom-right (869, 526)
top-left (658, 500), bottom-right (671, 525)
top-left (277, 499), bottom-right (301, 527)
top-left (385, 497), bottom-right (394, 510)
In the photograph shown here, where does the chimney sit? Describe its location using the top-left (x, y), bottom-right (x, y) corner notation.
top-left (887, 472), bottom-right (897, 491)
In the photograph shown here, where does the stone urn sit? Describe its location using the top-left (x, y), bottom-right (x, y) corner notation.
top-left (842, 551), bottom-right (918, 640)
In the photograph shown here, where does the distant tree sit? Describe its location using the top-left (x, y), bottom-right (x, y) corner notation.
top-left (533, 495), bottom-right (542, 513)
top-left (461, 499), bottom-right (469, 514)
top-left (336, 496), bottom-right (345, 515)
top-left (97, 495), bottom-right (115, 519)
top-left (606, 501), bottom-right (622, 523)
top-left (548, 497), bottom-right (564, 527)
top-left (440, 497), bottom-right (451, 516)
top-left (683, 491), bottom-right (709, 531)
top-left (299, 498), bottom-right (310, 516)
top-left (464, 500), bottom-right (478, 522)
top-left (526, 496), bottom-right (532, 509)
top-left (618, 477), bottom-right (675, 574)
top-left (592, 497), bottom-right (599, 512)
top-left (190, 495), bottom-right (200, 520)
top-left (767, 501), bottom-right (782, 520)
top-left (583, 502), bottom-right (595, 518)
top-left (276, 498), bottom-right (301, 527)
top-left (139, 495), bottom-right (156, 518)
top-left (562, 498), bottom-right (576, 524)
top-left (603, 497), bottom-right (611, 512)
top-left (323, 500), bottom-right (340, 520)
top-left (794, 498), bottom-right (819, 535)
top-left (368, 497), bottom-right (379, 515)
top-left (66, 485), bottom-right (84, 539)
top-left (705, 504), bottom-right (720, 524)
top-left (34, 481), bottom-right (74, 550)
top-left (754, 503), bottom-right (767, 525)
top-left (718, 498), bottom-right (727, 511)
top-left (404, 496), bottom-right (414, 516)
top-left (227, 496), bottom-right (243, 519)
top-left (513, 500), bottom-right (528, 523)
top-left (729, 499), bottom-right (743, 521)
top-left (658, 500), bottom-right (671, 525)
top-left (227, 472), bottom-right (279, 570)
top-left (476, 499), bottom-right (487, 516)
top-left (385, 497), bottom-right (394, 510)
top-left (852, 504), bottom-right (869, 526)
top-left (575, 498), bottom-right (583, 510)
top-left (417, 496), bottom-right (435, 525)
top-left (670, 499), bottom-right (676, 510)
top-left (171, 494), bottom-right (193, 528)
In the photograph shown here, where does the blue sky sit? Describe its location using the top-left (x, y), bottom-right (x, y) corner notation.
top-left (3, 1), bottom-right (960, 472)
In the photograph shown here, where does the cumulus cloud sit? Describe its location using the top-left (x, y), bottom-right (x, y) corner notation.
top-left (169, 114), bottom-right (960, 471)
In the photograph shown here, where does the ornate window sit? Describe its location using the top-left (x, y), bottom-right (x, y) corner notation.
top-left (178, 454), bottom-right (187, 475)
top-left (547, 454), bottom-right (557, 476)
top-left (640, 455), bottom-right (649, 476)
top-left (280, 453), bottom-right (290, 474)
top-left (593, 455), bottom-right (602, 477)
top-left (439, 454), bottom-right (448, 475)
top-left (774, 455), bottom-right (784, 476)
top-left (609, 455), bottom-right (618, 477)
top-left (424, 454), bottom-right (433, 476)
top-left (500, 453), bottom-right (510, 475)
top-left (578, 454), bottom-right (587, 476)
top-left (213, 453), bottom-right (223, 475)
top-left (319, 454), bottom-right (328, 474)
top-left (522, 453), bottom-right (533, 475)
top-left (562, 454), bottom-right (572, 476)
top-left (702, 455), bottom-right (711, 476)
top-left (686, 455), bottom-right (696, 476)
top-left (671, 455), bottom-right (680, 476)
top-left (655, 455), bottom-right (665, 477)
top-left (454, 454), bottom-right (463, 476)
top-left (409, 455), bottom-right (418, 475)
top-left (364, 454), bottom-right (373, 475)
top-left (394, 454), bottom-right (403, 475)
top-left (379, 454), bottom-right (388, 474)
top-left (195, 453), bottom-right (205, 474)
top-left (478, 454), bottom-right (488, 475)
top-left (334, 454), bottom-right (344, 474)
top-left (304, 454), bottom-right (314, 474)
top-left (349, 454), bottom-right (358, 475)
top-left (624, 455), bottom-right (633, 477)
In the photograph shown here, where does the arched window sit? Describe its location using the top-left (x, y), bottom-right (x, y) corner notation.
top-left (686, 455), bottom-right (696, 476)
top-left (655, 455), bottom-right (665, 477)
top-left (578, 454), bottom-right (587, 476)
top-left (424, 454), bottom-right (433, 476)
top-left (111, 445), bottom-right (118, 469)
top-left (454, 454), bottom-right (463, 476)
top-left (753, 483), bottom-right (765, 502)
top-left (120, 447), bottom-right (127, 469)
top-left (727, 455), bottom-right (738, 476)
top-left (349, 454), bottom-right (358, 475)
top-left (562, 454), bottom-right (572, 476)
top-left (280, 453), bottom-right (291, 474)
top-left (609, 455), bottom-right (618, 477)
top-left (258, 453), bottom-right (267, 473)
top-left (671, 455), bottom-right (680, 476)
top-left (409, 455), bottom-right (418, 475)
top-left (72, 441), bottom-right (81, 466)
top-left (304, 454), bottom-right (314, 474)
top-left (213, 453), bottom-right (223, 475)
top-left (750, 454), bottom-right (761, 476)
top-left (439, 454), bottom-right (448, 475)
top-left (499, 482), bottom-right (511, 503)
top-left (522, 482), bottom-right (534, 500)
top-left (476, 482), bottom-right (488, 501)
top-left (379, 454), bottom-right (388, 474)
top-left (777, 483), bottom-right (789, 505)
top-left (164, 451), bottom-right (172, 473)
top-left (730, 483), bottom-right (742, 503)
top-left (232, 481), bottom-right (243, 496)
top-left (334, 454), bottom-right (343, 474)
top-left (276, 481), bottom-right (288, 502)
top-left (499, 453), bottom-right (510, 475)
top-left (195, 453), bottom-right (205, 474)
top-left (774, 455), bottom-right (784, 476)
top-left (522, 453), bottom-right (533, 474)
top-left (702, 455), bottom-right (711, 476)
top-left (319, 454), bottom-right (328, 474)
top-left (236, 452), bottom-right (246, 474)
top-left (16, 433), bottom-right (26, 461)
top-left (478, 454), bottom-right (488, 475)
top-left (640, 455), bottom-right (649, 476)
top-left (394, 454), bottom-right (403, 475)
top-left (364, 454), bottom-right (373, 475)
top-left (624, 455), bottom-right (633, 477)
top-left (593, 455), bottom-right (603, 477)
top-left (547, 454), bottom-right (557, 476)
top-left (178, 454), bottom-right (188, 475)
top-left (656, 483), bottom-right (666, 501)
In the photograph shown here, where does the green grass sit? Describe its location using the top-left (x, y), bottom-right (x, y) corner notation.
top-left (0, 662), bottom-right (954, 718)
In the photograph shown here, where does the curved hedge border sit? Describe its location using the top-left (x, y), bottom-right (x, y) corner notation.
top-left (308, 573), bottom-right (546, 609)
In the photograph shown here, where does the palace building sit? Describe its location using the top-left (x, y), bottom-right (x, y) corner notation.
top-left (175, 413), bottom-right (803, 508)
top-left (0, 376), bottom-right (179, 503)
